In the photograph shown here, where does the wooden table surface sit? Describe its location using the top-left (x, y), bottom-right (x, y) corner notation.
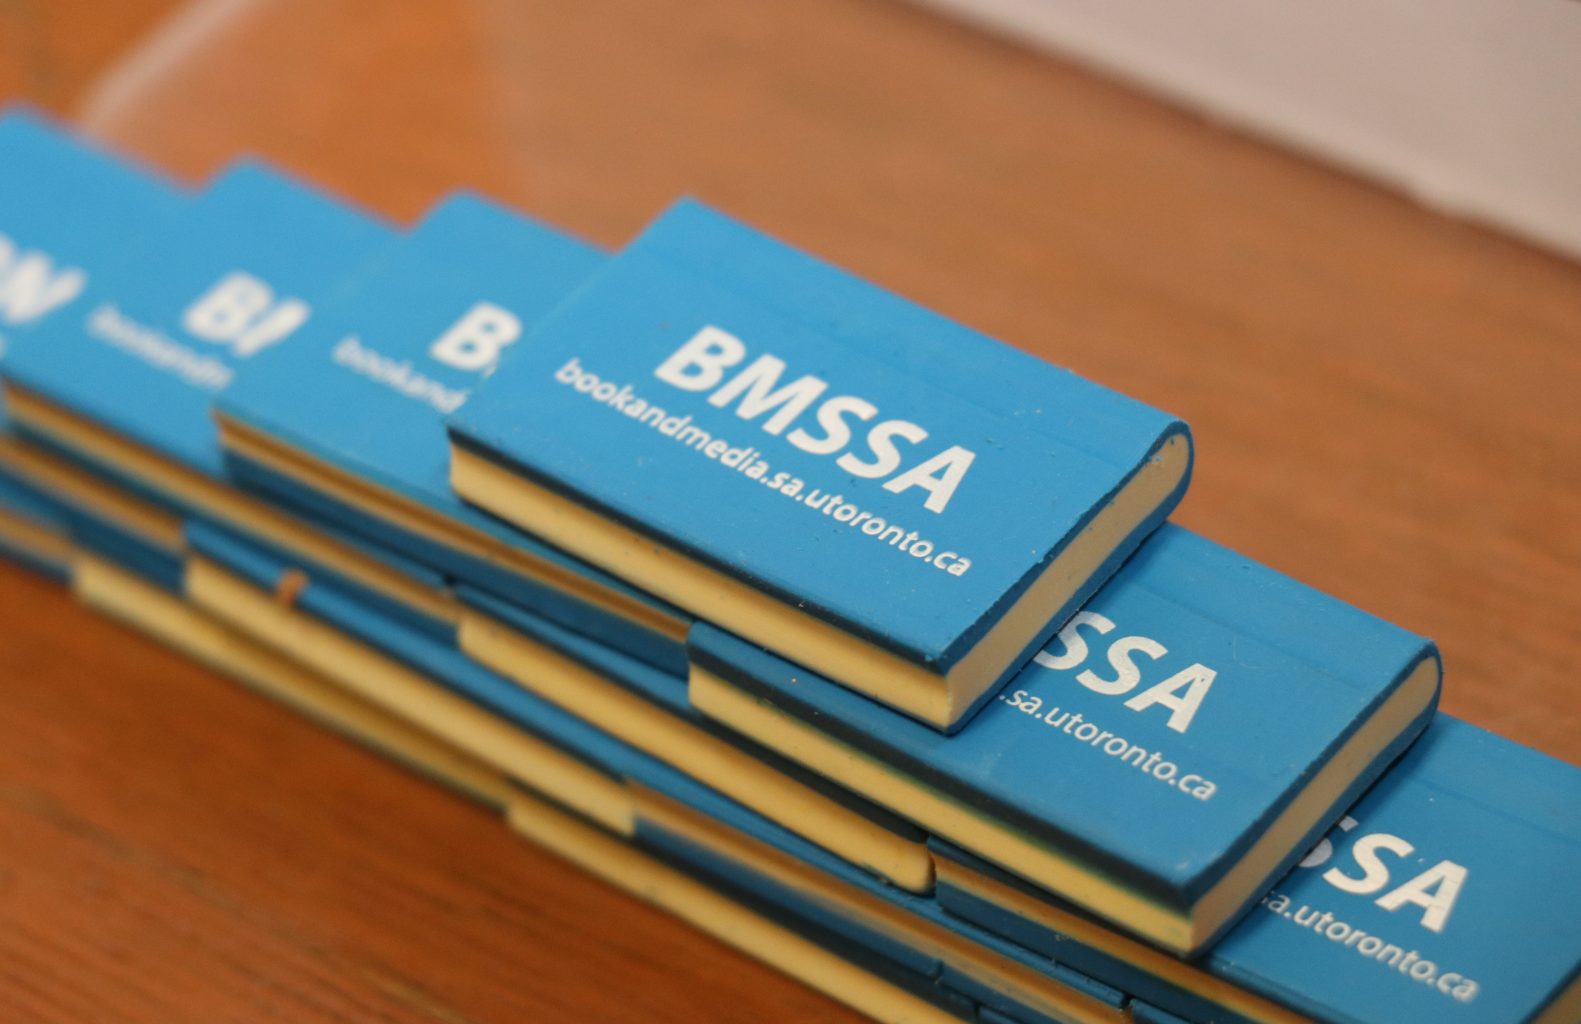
top-left (1, 2), bottom-right (1577, 1021)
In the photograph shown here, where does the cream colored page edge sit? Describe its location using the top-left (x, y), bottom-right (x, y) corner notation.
top-left (0, 507), bottom-right (75, 565)
top-left (0, 436), bottom-right (184, 550)
top-left (217, 415), bottom-right (689, 643)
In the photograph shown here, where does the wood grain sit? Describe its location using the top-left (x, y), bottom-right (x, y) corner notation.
top-left (1, 1), bottom-right (1577, 1020)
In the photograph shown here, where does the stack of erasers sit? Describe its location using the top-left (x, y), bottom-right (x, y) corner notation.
top-left (0, 106), bottom-right (1575, 1024)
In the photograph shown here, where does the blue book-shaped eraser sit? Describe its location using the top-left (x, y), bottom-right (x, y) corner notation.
top-left (1, 158), bottom-right (393, 478)
top-left (690, 523), bottom-right (1442, 954)
top-left (0, 107), bottom-right (188, 424)
top-left (934, 716), bottom-right (1581, 1024)
top-left (448, 198), bottom-right (1191, 731)
top-left (0, 152), bottom-right (466, 636)
top-left (214, 192), bottom-right (690, 673)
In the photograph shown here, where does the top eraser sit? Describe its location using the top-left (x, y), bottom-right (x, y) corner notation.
top-left (449, 198), bottom-right (1191, 731)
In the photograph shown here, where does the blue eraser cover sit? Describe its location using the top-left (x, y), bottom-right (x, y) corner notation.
top-left (1212, 717), bottom-right (1581, 1024)
top-left (692, 523), bottom-right (1441, 948)
top-left (451, 198), bottom-right (1191, 728)
top-left (2, 158), bottom-right (394, 474)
